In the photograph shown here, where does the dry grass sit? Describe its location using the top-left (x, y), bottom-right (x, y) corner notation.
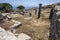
top-left (0, 20), bottom-right (15, 30)
top-left (0, 4), bottom-right (56, 40)
top-left (11, 8), bottom-right (51, 40)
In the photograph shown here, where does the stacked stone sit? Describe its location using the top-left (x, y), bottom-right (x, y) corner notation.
top-left (49, 5), bottom-right (60, 40)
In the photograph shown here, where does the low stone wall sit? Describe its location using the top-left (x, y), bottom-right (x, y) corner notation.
top-left (49, 5), bottom-right (60, 40)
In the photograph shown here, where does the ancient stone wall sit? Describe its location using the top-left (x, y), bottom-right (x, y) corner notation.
top-left (49, 5), bottom-right (60, 40)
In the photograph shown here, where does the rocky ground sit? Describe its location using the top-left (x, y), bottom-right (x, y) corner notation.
top-left (0, 7), bottom-right (51, 40)
top-left (0, 2), bottom-right (60, 40)
top-left (12, 8), bottom-right (51, 40)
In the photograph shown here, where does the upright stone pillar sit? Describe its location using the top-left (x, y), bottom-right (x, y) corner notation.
top-left (37, 4), bottom-right (42, 19)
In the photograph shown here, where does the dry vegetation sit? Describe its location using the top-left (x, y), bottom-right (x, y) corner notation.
top-left (0, 20), bottom-right (15, 30)
top-left (11, 8), bottom-right (51, 40)
top-left (0, 8), bottom-right (51, 40)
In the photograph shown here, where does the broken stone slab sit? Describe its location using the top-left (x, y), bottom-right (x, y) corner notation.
top-left (8, 20), bottom-right (22, 33)
top-left (10, 23), bottom-right (21, 29)
top-left (55, 5), bottom-right (60, 11)
top-left (0, 27), bottom-right (17, 40)
top-left (17, 33), bottom-right (31, 40)
top-left (58, 19), bottom-right (60, 21)
top-left (0, 27), bottom-right (31, 40)
top-left (56, 11), bottom-right (60, 16)
top-left (2, 13), bottom-right (8, 17)
top-left (11, 20), bottom-right (21, 24)
top-left (24, 17), bottom-right (32, 21)
top-left (10, 20), bottom-right (22, 29)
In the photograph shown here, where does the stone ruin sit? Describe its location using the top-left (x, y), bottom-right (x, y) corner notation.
top-left (9, 20), bottom-right (22, 33)
top-left (0, 27), bottom-right (31, 40)
top-left (37, 4), bottom-right (42, 19)
top-left (49, 5), bottom-right (60, 40)
top-left (17, 4), bottom-right (42, 19)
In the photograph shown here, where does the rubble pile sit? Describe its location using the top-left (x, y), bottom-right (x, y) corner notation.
top-left (0, 27), bottom-right (31, 40)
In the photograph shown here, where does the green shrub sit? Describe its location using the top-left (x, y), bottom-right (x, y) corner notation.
top-left (17, 5), bottom-right (25, 9)
top-left (0, 3), bottom-right (13, 13)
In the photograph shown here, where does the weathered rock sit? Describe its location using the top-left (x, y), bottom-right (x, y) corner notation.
top-left (10, 20), bottom-right (21, 29)
top-left (0, 27), bottom-right (31, 40)
top-left (49, 5), bottom-right (60, 40)
top-left (24, 17), bottom-right (32, 21)
top-left (0, 27), bottom-right (17, 40)
top-left (9, 20), bottom-right (22, 33)
top-left (17, 33), bottom-right (31, 40)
